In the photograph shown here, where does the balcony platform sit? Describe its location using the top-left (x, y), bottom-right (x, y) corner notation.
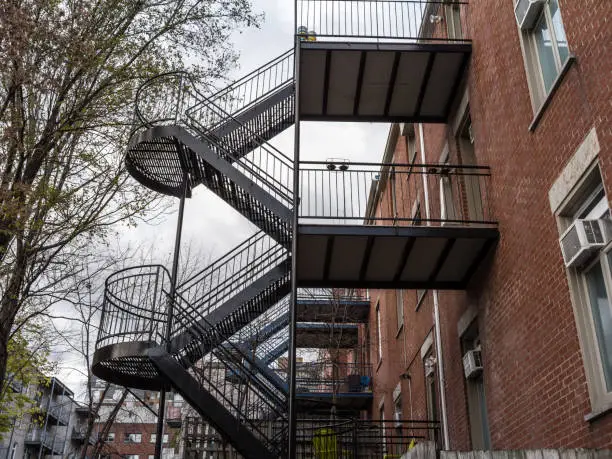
top-left (297, 224), bottom-right (498, 289)
top-left (296, 392), bottom-right (373, 412)
top-left (296, 323), bottom-right (359, 348)
top-left (298, 41), bottom-right (471, 122)
top-left (297, 297), bottom-right (370, 323)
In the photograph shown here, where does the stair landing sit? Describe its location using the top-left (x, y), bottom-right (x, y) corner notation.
top-left (296, 224), bottom-right (498, 289)
top-left (299, 41), bottom-right (471, 122)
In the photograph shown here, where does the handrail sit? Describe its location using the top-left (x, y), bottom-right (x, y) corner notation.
top-left (296, 0), bottom-right (470, 42)
top-left (132, 69), bottom-right (294, 208)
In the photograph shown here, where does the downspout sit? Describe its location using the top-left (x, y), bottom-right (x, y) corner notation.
top-left (418, 124), bottom-right (450, 450)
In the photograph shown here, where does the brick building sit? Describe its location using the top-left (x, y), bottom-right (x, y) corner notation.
top-left (91, 378), bottom-right (181, 458)
top-left (368, 0), bottom-right (612, 451)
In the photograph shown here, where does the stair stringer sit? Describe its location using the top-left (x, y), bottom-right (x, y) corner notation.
top-left (148, 348), bottom-right (277, 459)
top-left (170, 262), bottom-right (291, 366)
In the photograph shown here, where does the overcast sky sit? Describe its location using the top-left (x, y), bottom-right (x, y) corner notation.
top-left (55, 0), bottom-right (390, 396)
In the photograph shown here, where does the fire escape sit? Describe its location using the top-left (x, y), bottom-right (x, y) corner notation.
top-left (92, 1), bottom-right (498, 457)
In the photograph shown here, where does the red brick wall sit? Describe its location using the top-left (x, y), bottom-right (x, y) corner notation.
top-left (95, 423), bottom-right (179, 457)
top-left (368, 0), bottom-right (612, 450)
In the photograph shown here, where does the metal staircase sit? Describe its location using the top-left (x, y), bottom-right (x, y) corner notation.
top-left (93, 50), bottom-right (298, 458)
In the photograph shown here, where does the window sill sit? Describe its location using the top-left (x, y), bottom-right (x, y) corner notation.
top-left (584, 400), bottom-right (612, 423)
top-left (529, 54), bottom-right (576, 132)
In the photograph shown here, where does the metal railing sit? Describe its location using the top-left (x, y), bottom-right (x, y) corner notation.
top-left (95, 265), bottom-right (171, 352)
top-left (25, 430), bottom-right (64, 454)
top-left (132, 49), bottom-right (296, 207)
top-left (47, 401), bottom-right (71, 425)
top-left (273, 418), bottom-right (440, 458)
top-left (189, 95), bottom-right (294, 207)
top-left (173, 231), bottom-right (288, 337)
top-left (298, 287), bottom-right (370, 303)
top-left (71, 427), bottom-right (97, 444)
top-left (296, 0), bottom-right (469, 42)
top-left (299, 161), bottom-right (495, 226)
top-left (167, 315), bottom-right (288, 456)
top-left (276, 361), bottom-right (372, 394)
top-left (189, 49), bottom-right (294, 130)
top-left (230, 295), bottom-right (290, 346)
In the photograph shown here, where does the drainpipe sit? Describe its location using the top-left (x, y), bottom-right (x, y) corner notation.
top-left (418, 124), bottom-right (450, 450)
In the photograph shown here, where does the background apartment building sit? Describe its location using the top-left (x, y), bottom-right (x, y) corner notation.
top-left (369, 0), bottom-right (612, 451)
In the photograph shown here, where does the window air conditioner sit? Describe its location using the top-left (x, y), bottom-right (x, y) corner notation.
top-left (462, 349), bottom-right (483, 379)
top-left (514, 0), bottom-right (545, 30)
top-left (559, 219), bottom-right (612, 268)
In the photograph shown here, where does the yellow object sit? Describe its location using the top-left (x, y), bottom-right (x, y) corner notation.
top-left (313, 428), bottom-right (338, 459)
top-left (408, 439), bottom-right (417, 450)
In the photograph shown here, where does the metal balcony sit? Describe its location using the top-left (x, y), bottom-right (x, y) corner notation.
top-left (296, 0), bottom-right (471, 122)
top-left (296, 323), bottom-right (359, 348)
top-left (25, 431), bottom-right (65, 456)
top-left (297, 289), bottom-right (370, 322)
top-left (297, 161), bottom-right (499, 288)
top-left (71, 427), bottom-right (97, 445)
top-left (295, 361), bottom-right (373, 411)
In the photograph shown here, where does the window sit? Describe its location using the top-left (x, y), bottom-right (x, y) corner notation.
top-left (151, 433), bottom-right (169, 443)
top-left (557, 166), bottom-right (612, 416)
top-left (376, 302), bottom-right (383, 363)
top-left (518, 0), bottom-right (570, 109)
top-left (149, 456), bottom-right (155, 459)
top-left (412, 203), bottom-right (427, 306)
top-left (424, 350), bottom-right (440, 446)
top-left (396, 290), bottom-right (404, 331)
top-left (125, 456), bottom-right (139, 459)
top-left (125, 433), bottom-right (142, 443)
top-left (106, 432), bottom-right (115, 442)
top-left (576, 187), bottom-right (612, 391)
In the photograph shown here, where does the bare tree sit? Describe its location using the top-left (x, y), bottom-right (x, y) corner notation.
top-left (0, 0), bottom-right (261, 391)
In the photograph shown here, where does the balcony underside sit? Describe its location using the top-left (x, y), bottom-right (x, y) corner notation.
top-left (296, 392), bottom-right (372, 412)
top-left (297, 225), bottom-right (498, 289)
top-left (299, 42), bottom-right (471, 122)
top-left (297, 298), bottom-right (370, 323)
top-left (296, 323), bottom-right (359, 348)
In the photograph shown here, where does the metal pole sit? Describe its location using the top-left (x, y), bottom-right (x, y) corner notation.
top-left (154, 170), bottom-right (189, 459)
top-left (287, 28), bottom-right (302, 459)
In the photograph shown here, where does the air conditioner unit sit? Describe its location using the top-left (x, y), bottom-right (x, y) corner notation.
top-left (560, 219), bottom-right (612, 268)
top-left (393, 411), bottom-right (402, 428)
top-left (514, 0), bottom-right (545, 30)
top-left (462, 349), bottom-right (483, 379)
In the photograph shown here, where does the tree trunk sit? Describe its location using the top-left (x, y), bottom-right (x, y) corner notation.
top-left (0, 244), bottom-right (27, 391)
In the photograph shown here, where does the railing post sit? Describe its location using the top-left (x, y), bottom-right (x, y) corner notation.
top-left (352, 419), bottom-right (359, 458)
top-left (154, 170), bottom-right (189, 459)
top-left (288, 21), bottom-right (302, 457)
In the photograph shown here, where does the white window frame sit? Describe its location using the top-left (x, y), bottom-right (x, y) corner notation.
top-left (125, 433), bottom-right (142, 443)
top-left (556, 164), bottom-right (612, 418)
top-left (376, 301), bottom-right (383, 363)
top-left (516, 0), bottom-right (570, 111)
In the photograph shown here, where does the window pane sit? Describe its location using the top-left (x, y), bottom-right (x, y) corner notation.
top-left (534, 13), bottom-right (558, 92)
top-left (586, 260), bottom-right (612, 390)
top-left (549, 0), bottom-right (569, 65)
